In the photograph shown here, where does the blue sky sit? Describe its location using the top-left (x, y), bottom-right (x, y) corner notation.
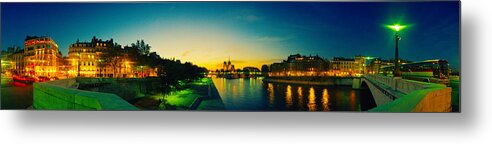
top-left (1, 2), bottom-right (460, 70)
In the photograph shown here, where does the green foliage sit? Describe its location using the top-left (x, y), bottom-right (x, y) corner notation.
top-left (157, 59), bottom-right (207, 88)
top-left (99, 43), bottom-right (124, 78)
top-left (131, 40), bottom-right (151, 56)
top-left (105, 39), bottom-right (207, 92)
top-left (261, 64), bottom-right (270, 76)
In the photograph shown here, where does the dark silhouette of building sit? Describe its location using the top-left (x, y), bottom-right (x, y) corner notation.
top-left (269, 54), bottom-right (329, 76)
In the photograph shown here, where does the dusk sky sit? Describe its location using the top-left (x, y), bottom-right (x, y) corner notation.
top-left (1, 2), bottom-right (460, 70)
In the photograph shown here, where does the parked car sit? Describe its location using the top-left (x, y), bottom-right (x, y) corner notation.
top-left (24, 76), bottom-right (39, 83)
top-left (37, 76), bottom-right (50, 82)
top-left (51, 76), bottom-right (59, 80)
top-left (13, 75), bottom-right (38, 84)
top-left (12, 75), bottom-right (27, 83)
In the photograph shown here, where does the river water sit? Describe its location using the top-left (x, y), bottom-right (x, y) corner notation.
top-left (212, 77), bottom-right (376, 111)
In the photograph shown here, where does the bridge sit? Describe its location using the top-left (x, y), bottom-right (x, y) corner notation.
top-left (353, 74), bottom-right (452, 112)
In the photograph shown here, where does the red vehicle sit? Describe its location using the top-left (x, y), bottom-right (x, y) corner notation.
top-left (51, 76), bottom-right (59, 80)
top-left (37, 76), bottom-right (51, 82)
top-left (12, 75), bottom-right (26, 83)
top-left (24, 76), bottom-right (38, 83)
top-left (12, 75), bottom-right (38, 84)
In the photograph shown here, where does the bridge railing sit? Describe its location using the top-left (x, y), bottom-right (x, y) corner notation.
top-left (364, 74), bottom-right (444, 94)
top-left (364, 74), bottom-right (451, 112)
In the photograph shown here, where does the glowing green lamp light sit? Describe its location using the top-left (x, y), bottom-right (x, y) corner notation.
top-left (387, 24), bottom-right (406, 32)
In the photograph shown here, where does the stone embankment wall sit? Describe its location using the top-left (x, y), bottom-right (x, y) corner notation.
top-left (33, 78), bottom-right (138, 110)
top-left (263, 76), bottom-right (358, 86)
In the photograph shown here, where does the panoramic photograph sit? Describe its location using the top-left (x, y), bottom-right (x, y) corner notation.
top-left (0, 2), bottom-right (460, 112)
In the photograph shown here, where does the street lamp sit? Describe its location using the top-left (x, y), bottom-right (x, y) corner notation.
top-left (139, 65), bottom-right (144, 78)
top-left (387, 24), bottom-right (407, 77)
top-left (97, 59), bottom-right (103, 77)
top-left (124, 61), bottom-right (129, 78)
top-left (77, 53), bottom-right (81, 77)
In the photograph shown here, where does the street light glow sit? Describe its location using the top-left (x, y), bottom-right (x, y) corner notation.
top-left (387, 24), bottom-right (406, 32)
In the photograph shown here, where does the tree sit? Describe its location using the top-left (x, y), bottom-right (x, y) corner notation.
top-left (261, 64), bottom-right (270, 77)
top-left (131, 40), bottom-right (151, 56)
top-left (156, 58), bottom-right (207, 92)
top-left (100, 43), bottom-right (123, 78)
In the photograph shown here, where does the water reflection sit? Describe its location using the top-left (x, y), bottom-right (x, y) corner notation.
top-left (285, 85), bottom-right (293, 108)
top-left (350, 91), bottom-right (357, 109)
top-left (308, 87), bottom-right (316, 111)
top-left (212, 77), bottom-right (372, 111)
top-left (268, 83), bottom-right (274, 106)
top-left (322, 89), bottom-right (329, 111)
top-left (297, 86), bottom-right (304, 110)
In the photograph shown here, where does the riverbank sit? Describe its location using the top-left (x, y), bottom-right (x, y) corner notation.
top-left (263, 76), bottom-right (358, 86)
top-left (133, 78), bottom-right (225, 110)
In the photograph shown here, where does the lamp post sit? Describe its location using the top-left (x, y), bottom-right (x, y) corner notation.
top-left (124, 61), bottom-right (129, 78)
top-left (77, 53), bottom-right (81, 77)
top-left (387, 24), bottom-right (406, 77)
top-left (364, 57), bottom-right (374, 74)
top-left (139, 66), bottom-right (144, 78)
top-left (97, 59), bottom-right (103, 77)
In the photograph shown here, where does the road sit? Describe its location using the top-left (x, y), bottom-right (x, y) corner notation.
top-left (1, 76), bottom-right (33, 109)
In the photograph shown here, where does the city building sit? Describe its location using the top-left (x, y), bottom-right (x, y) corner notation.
top-left (10, 50), bottom-right (25, 74)
top-left (329, 55), bottom-right (366, 76)
top-left (269, 54), bottom-right (329, 77)
top-left (1, 45), bottom-right (23, 75)
top-left (68, 36), bottom-right (134, 78)
top-left (2, 35), bottom-right (161, 78)
top-left (242, 66), bottom-right (261, 77)
top-left (21, 36), bottom-right (63, 77)
top-left (222, 58), bottom-right (235, 72)
top-left (367, 58), bottom-right (382, 74)
top-left (136, 65), bottom-right (158, 78)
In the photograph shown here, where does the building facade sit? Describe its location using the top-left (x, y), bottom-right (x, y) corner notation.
top-left (330, 56), bottom-right (366, 76)
top-left (2, 35), bottom-right (158, 78)
top-left (68, 36), bottom-right (134, 78)
top-left (10, 50), bottom-right (25, 74)
top-left (269, 54), bottom-right (329, 77)
top-left (367, 58), bottom-right (382, 74)
top-left (20, 36), bottom-right (62, 77)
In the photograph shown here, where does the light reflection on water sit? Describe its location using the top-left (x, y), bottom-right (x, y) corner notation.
top-left (322, 89), bottom-right (329, 111)
top-left (268, 83), bottom-right (274, 106)
top-left (212, 77), bottom-right (374, 111)
top-left (285, 85), bottom-right (292, 109)
top-left (297, 86), bottom-right (304, 110)
top-left (308, 87), bottom-right (316, 111)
